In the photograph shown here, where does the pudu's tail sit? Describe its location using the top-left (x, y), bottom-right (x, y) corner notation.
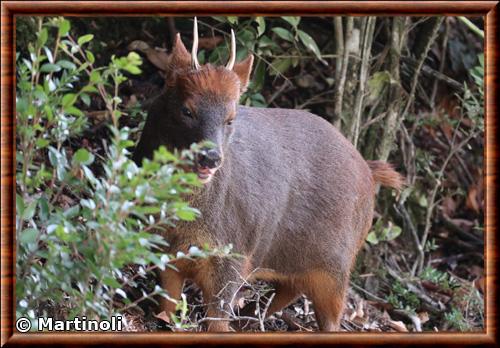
top-left (367, 160), bottom-right (405, 191)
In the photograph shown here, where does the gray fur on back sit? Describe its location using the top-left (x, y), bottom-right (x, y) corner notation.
top-left (184, 105), bottom-right (375, 275)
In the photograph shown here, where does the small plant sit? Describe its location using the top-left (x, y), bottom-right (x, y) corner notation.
top-left (444, 307), bottom-right (470, 331)
top-left (366, 219), bottom-right (402, 245)
top-left (386, 281), bottom-right (420, 313)
top-left (420, 266), bottom-right (458, 291)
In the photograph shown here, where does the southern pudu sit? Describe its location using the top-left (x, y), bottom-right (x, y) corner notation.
top-left (133, 18), bottom-right (403, 332)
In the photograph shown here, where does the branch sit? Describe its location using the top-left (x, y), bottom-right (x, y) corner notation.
top-left (333, 17), bottom-right (353, 129)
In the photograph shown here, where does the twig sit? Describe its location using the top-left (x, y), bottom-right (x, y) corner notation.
top-left (351, 17), bottom-right (376, 147)
top-left (431, 18), bottom-right (450, 107)
top-left (401, 17), bottom-right (444, 118)
top-left (260, 292), bottom-right (275, 332)
top-left (334, 17), bottom-right (344, 87)
top-left (377, 17), bottom-right (405, 161)
top-left (350, 281), bottom-right (386, 303)
top-left (333, 17), bottom-right (353, 129)
top-left (415, 128), bottom-right (481, 275)
top-left (458, 17), bottom-right (484, 38)
top-left (393, 309), bottom-right (422, 332)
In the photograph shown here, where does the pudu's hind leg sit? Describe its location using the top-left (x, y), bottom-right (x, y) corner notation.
top-left (265, 281), bottom-right (300, 316)
top-left (238, 279), bottom-right (300, 321)
top-left (303, 271), bottom-right (348, 331)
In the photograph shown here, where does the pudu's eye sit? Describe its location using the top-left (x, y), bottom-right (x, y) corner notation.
top-left (225, 119), bottom-right (233, 126)
top-left (181, 106), bottom-right (193, 118)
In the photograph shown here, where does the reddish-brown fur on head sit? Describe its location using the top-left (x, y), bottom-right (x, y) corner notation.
top-left (165, 33), bottom-right (253, 97)
top-left (177, 66), bottom-right (241, 104)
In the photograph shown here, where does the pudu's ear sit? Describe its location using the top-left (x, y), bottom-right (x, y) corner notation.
top-left (233, 54), bottom-right (254, 93)
top-left (167, 33), bottom-right (191, 73)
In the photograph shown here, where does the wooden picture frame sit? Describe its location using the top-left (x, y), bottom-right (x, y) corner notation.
top-left (1, 1), bottom-right (497, 346)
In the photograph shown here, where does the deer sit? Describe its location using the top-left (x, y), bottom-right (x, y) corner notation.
top-left (132, 18), bottom-right (403, 332)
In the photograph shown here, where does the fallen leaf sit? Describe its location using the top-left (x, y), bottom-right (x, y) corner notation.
top-left (237, 296), bottom-right (246, 309)
top-left (441, 196), bottom-right (457, 217)
top-left (154, 310), bottom-right (171, 324)
top-left (474, 276), bottom-right (485, 293)
top-left (418, 312), bottom-right (430, 324)
top-left (466, 186), bottom-right (480, 213)
top-left (128, 40), bottom-right (170, 72)
top-left (387, 319), bottom-right (408, 332)
top-left (198, 36), bottom-right (223, 50)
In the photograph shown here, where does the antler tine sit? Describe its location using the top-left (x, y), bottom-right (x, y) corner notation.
top-left (191, 17), bottom-right (201, 70)
top-left (225, 29), bottom-right (236, 70)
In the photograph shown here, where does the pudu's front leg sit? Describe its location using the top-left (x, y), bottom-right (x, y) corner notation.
top-left (194, 257), bottom-right (246, 332)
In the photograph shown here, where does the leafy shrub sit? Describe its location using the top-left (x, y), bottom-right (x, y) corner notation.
top-left (15, 17), bottom-right (228, 328)
top-left (199, 17), bottom-right (324, 107)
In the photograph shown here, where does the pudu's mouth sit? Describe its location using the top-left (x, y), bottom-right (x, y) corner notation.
top-left (196, 166), bottom-right (219, 184)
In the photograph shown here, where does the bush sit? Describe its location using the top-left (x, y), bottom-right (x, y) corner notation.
top-left (15, 17), bottom-right (228, 328)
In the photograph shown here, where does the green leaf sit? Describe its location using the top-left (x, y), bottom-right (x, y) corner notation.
top-left (251, 59), bottom-right (266, 91)
top-left (282, 16), bottom-right (301, 28)
top-left (366, 231), bottom-right (379, 245)
top-left (176, 206), bottom-right (199, 221)
top-left (22, 201), bottom-right (37, 221)
top-left (80, 93), bottom-right (91, 106)
top-left (57, 60), bottom-right (76, 70)
top-left (381, 225), bottom-right (402, 241)
top-left (38, 28), bottom-right (48, 47)
top-left (123, 64), bottom-right (141, 75)
top-left (19, 228), bottom-right (38, 245)
top-left (367, 71), bottom-right (391, 102)
top-left (418, 194), bottom-right (428, 208)
top-left (58, 19), bottom-right (71, 36)
top-left (90, 70), bottom-right (101, 83)
top-left (86, 50), bottom-right (95, 64)
top-left (77, 34), bottom-right (94, 46)
top-left (103, 277), bottom-right (121, 289)
top-left (73, 148), bottom-right (94, 166)
top-left (82, 84), bottom-right (98, 93)
top-left (255, 17), bottom-right (266, 37)
top-left (226, 16), bottom-right (238, 25)
top-left (62, 93), bottom-right (77, 108)
top-left (65, 106), bottom-right (84, 117)
top-left (40, 63), bottom-right (61, 73)
top-left (271, 27), bottom-right (294, 42)
top-left (270, 58), bottom-right (292, 76)
top-left (297, 30), bottom-right (325, 64)
top-left (38, 197), bottom-right (49, 221)
top-left (16, 194), bottom-right (24, 218)
top-left (36, 138), bottom-right (50, 148)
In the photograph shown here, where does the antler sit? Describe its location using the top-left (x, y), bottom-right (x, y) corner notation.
top-left (191, 17), bottom-right (201, 70)
top-left (192, 17), bottom-right (236, 71)
top-left (225, 29), bottom-right (236, 70)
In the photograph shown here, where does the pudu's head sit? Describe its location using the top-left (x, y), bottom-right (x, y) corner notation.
top-left (162, 18), bottom-right (253, 184)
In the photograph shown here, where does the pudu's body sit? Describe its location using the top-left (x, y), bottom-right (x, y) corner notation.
top-left (133, 23), bottom-right (403, 332)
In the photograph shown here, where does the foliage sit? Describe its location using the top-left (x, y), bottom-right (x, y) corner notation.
top-left (366, 219), bottom-right (402, 245)
top-left (199, 17), bottom-right (325, 107)
top-left (444, 307), bottom-right (469, 331)
top-left (15, 17), bottom-right (231, 328)
top-left (421, 267), bottom-right (458, 291)
top-left (386, 281), bottom-right (420, 313)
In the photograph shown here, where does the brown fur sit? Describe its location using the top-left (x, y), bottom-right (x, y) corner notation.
top-left (177, 66), bottom-right (241, 103)
top-left (134, 33), bottom-right (404, 332)
top-left (367, 160), bottom-right (405, 190)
